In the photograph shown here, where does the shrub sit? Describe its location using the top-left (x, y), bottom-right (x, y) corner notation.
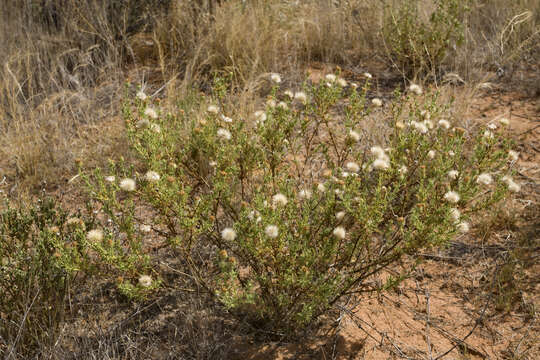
top-left (0, 199), bottom-right (90, 356)
top-left (383, 0), bottom-right (469, 77)
top-left (88, 76), bottom-right (517, 337)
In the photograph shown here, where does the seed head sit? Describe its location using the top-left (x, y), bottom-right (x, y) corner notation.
top-left (333, 226), bottom-right (346, 240)
top-left (145, 171), bottom-right (160, 182)
top-left (270, 73), bottom-right (282, 83)
top-left (371, 98), bottom-right (383, 107)
top-left (444, 191), bottom-right (460, 204)
top-left (87, 229), bottom-right (104, 242)
top-left (476, 173), bottom-right (493, 185)
top-left (221, 227), bottom-right (237, 241)
top-left (346, 161), bottom-right (360, 173)
top-left (138, 275), bottom-right (152, 287)
top-left (409, 83), bottom-right (423, 95)
top-left (272, 193), bottom-right (288, 206)
top-left (119, 178), bottom-right (136, 192)
top-left (144, 107), bottom-right (158, 119)
top-left (217, 128), bottom-right (232, 140)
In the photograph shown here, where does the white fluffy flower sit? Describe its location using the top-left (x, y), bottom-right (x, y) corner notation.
top-left (333, 226), bottom-right (346, 240)
top-left (150, 123), bottom-right (161, 133)
top-left (350, 82), bottom-right (358, 89)
top-left (207, 105), bottom-right (219, 114)
top-left (217, 128), bottom-right (232, 140)
top-left (337, 78), bottom-right (347, 87)
top-left (145, 170), bottom-right (160, 182)
top-left (277, 101), bottom-right (288, 110)
top-left (140, 224), bottom-right (152, 233)
top-left (427, 150), bottom-right (436, 159)
top-left (86, 229), bottom-right (104, 242)
top-left (346, 161), bottom-right (360, 173)
top-left (448, 150), bottom-right (455, 157)
top-left (104, 175), bottom-right (116, 183)
top-left (363, 72), bottom-right (372, 79)
top-left (119, 178), bottom-right (136, 192)
top-left (457, 222), bottom-right (470, 233)
top-left (483, 130), bottom-right (494, 139)
top-left (136, 90), bottom-right (147, 101)
top-left (270, 73), bottom-right (282, 83)
top-left (499, 117), bottom-right (509, 126)
top-left (136, 119), bottom-right (150, 129)
top-left (508, 181), bottom-right (521, 192)
top-left (294, 91), bottom-right (307, 103)
top-left (220, 114), bottom-right (233, 123)
top-left (444, 191), bottom-right (460, 203)
top-left (371, 98), bottom-right (383, 107)
top-left (508, 150), bottom-right (519, 162)
top-left (371, 146), bottom-right (386, 159)
top-left (317, 183), bottom-right (326, 192)
top-left (373, 158), bottom-right (390, 170)
top-left (438, 119), bottom-right (451, 129)
top-left (349, 130), bottom-right (360, 142)
top-left (447, 170), bottom-right (459, 180)
top-left (399, 165), bottom-right (408, 174)
top-left (299, 189), bottom-right (312, 200)
top-left (476, 173), bottom-right (493, 185)
top-left (335, 211), bottom-right (345, 221)
top-left (138, 275), bottom-right (152, 287)
top-left (487, 123), bottom-right (497, 130)
top-left (254, 110), bottom-right (267, 124)
top-left (411, 121), bottom-right (428, 134)
top-left (409, 83), bottom-right (423, 95)
top-left (265, 225), bottom-right (279, 238)
top-left (450, 208), bottom-right (461, 223)
top-left (272, 193), bottom-right (288, 206)
top-left (284, 90), bottom-right (294, 98)
top-left (325, 74), bottom-right (336, 82)
top-left (144, 107), bottom-right (158, 119)
top-left (221, 227), bottom-right (237, 241)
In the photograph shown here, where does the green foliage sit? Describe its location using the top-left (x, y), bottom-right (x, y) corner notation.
top-left (89, 75), bottom-right (516, 337)
top-left (0, 199), bottom-right (91, 355)
top-left (383, 0), bottom-right (470, 77)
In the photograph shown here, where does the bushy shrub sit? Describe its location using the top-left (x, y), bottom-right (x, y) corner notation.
top-left (88, 74), bottom-right (519, 337)
top-left (0, 199), bottom-right (90, 355)
top-left (383, 0), bottom-right (470, 77)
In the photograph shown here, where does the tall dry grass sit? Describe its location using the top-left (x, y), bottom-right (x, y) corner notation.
top-left (0, 0), bottom-right (538, 193)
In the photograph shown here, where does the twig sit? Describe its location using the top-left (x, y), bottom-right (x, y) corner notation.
top-left (4, 289), bottom-right (40, 360)
top-left (425, 289), bottom-right (432, 360)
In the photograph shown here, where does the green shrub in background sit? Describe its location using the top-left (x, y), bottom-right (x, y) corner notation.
top-left (87, 74), bottom-right (519, 337)
top-left (383, 0), bottom-right (470, 77)
top-left (0, 199), bottom-right (91, 356)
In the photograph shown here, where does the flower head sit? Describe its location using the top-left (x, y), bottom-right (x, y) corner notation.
top-left (438, 119), bottom-right (451, 129)
top-left (270, 73), bottom-right (282, 83)
top-left (220, 114), bottom-right (233, 123)
top-left (207, 105), bottom-right (219, 114)
top-left (483, 130), bottom-right (494, 139)
top-left (266, 99), bottom-right (276, 108)
top-left (119, 178), bottom-right (136, 192)
top-left (277, 101), bottom-right (288, 110)
top-left (221, 227), bottom-right (237, 241)
top-left (333, 226), bottom-right (346, 240)
top-left (427, 150), bottom-right (436, 159)
top-left (349, 130), bottom-right (360, 142)
top-left (140, 224), bottom-right (152, 233)
top-left (284, 90), bottom-right (294, 98)
top-left (254, 110), bottom-right (267, 124)
top-left (272, 193), bottom-right (288, 207)
top-left (371, 98), bottom-right (383, 107)
top-left (299, 189), bottom-right (312, 200)
top-left (345, 161), bottom-right (360, 173)
top-left (105, 175), bottom-right (116, 183)
top-left (499, 117), bottom-right (509, 126)
top-left (457, 222), bottom-right (470, 233)
top-left (294, 91), bottom-right (307, 104)
top-left (325, 74), bottom-right (337, 83)
top-left (447, 170), bottom-right (459, 180)
top-left (217, 128), bottom-right (232, 140)
top-left (145, 171), bottom-right (160, 182)
top-left (136, 90), bottom-right (147, 101)
top-left (337, 78), bottom-right (347, 87)
top-left (409, 83), bottom-right (423, 95)
top-left (450, 208), bottom-right (461, 223)
top-left (265, 225), bottom-right (279, 238)
top-left (373, 158), bottom-right (390, 170)
top-left (370, 146), bottom-right (386, 159)
top-left (476, 173), bottom-right (493, 185)
top-left (508, 150), bottom-right (519, 162)
top-left (138, 275), bottom-right (152, 287)
top-left (444, 191), bottom-right (460, 203)
top-left (411, 121), bottom-right (428, 134)
top-left (144, 107), bottom-right (158, 119)
top-left (363, 72), bottom-right (372, 79)
top-left (335, 211), bottom-right (345, 221)
top-left (87, 229), bottom-right (104, 242)
top-left (317, 183), bottom-right (326, 192)
top-left (399, 165), bottom-right (408, 175)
